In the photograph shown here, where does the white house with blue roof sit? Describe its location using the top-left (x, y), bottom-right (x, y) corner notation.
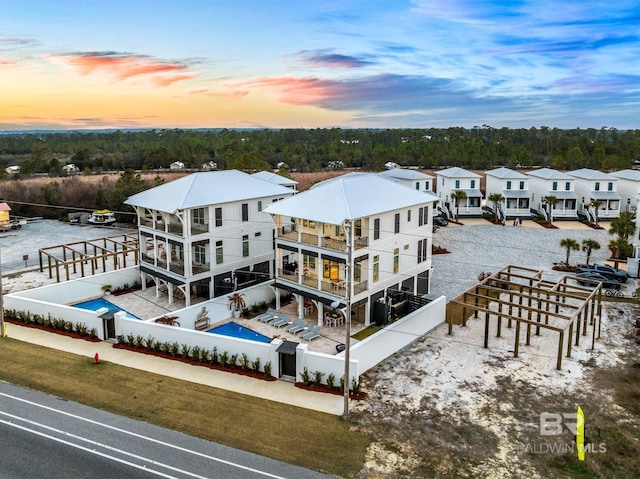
top-left (264, 174), bottom-right (438, 327)
top-left (125, 170), bottom-right (294, 306)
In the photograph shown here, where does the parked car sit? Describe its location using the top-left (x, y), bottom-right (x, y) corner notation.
top-left (434, 217), bottom-right (449, 227)
top-left (575, 272), bottom-right (621, 290)
top-left (575, 263), bottom-right (628, 283)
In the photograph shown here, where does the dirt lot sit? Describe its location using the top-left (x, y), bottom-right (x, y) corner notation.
top-left (350, 299), bottom-right (640, 478)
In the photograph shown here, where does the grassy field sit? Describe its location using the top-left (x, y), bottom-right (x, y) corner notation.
top-left (0, 337), bottom-right (370, 478)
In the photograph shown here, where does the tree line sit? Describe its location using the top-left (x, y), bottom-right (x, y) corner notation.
top-left (0, 126), bottom-right (638, 176)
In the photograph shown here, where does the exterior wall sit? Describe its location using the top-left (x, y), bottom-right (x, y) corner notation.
top-left (437, 175), bottom-right (483, 217)
top-left (485, 175), bottom-right (531, 218)
top-left (528, 176), bottom-right (577, 219)
top-left (615, 178), bottom-right (640, 212)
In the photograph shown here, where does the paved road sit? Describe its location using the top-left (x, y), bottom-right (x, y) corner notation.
top-left (0, 382), bottom-right (335, 479)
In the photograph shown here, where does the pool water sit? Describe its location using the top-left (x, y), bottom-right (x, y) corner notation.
top-left (72, 297), bottom-right (141, 320)
top-left (208, 321), bottom-right (272, 343)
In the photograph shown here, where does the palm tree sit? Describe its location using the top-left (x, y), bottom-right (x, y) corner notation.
top-left (581, 239), bottom-right (601, 266)
top-left (450, 190), bottom-right (467, 221)
top-left (488, 192), bottom-right (505, 223)
top-left (608, 210), bottom-right (636, 262)
top-left (560, 237), bottom-right (580, 266)
top-left (542, 195), bottom-right (559, 225)
top-left (589, 199), bottom-right (603, 227)
top-left (608, 237), bottom-right (627, 269)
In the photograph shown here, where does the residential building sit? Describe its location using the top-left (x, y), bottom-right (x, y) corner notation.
top-left (485, 167), bottom-right (531, 220)
top-left (527, 168), bottom-right (578, 220)
top-left (264, 174), bottom-right (438, 327)
top-left (124, 170), bottom-right (294, 306)
top-left (169, 161), bottom-right (185, 170)
top-left (251, 171), bottom-right (298, 190)
top-left (567, 168), bottom-right (621, 221)
top-left (5, 165), bottom-right (20, 175)
top-left (609, 169), bottom-right (640, 213)
top-left (435, 167), bottom-right (483, 218)
top-left (63, 163), bottom-right (78, 173)
top-left (378, 168), bottom-right (435, 193)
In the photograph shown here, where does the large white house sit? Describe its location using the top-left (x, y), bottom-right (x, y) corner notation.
top-left (485, 167), bottom-right (531, 220)
top-left (264, 174), bottom-right (438, 327)
top-left (378, 168), bottom-right (435, 193)
top-left (609, 169), bottom-right (640, 213)
top-left (124, 170), bottom-right (294, 306)
top-left (567, 168), bottom-right (621, 221)
top-left (527, 168), bottom-right (578, 220)
top-left (435, 167), bottom-right (483, 218)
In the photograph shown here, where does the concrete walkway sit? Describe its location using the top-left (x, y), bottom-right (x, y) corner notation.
top-left (6, 323), bottom-right (346, 416)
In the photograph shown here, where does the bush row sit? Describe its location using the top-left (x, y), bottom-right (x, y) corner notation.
top-left (5, 309), bottom-right (97, 338)
top-left (299, 366), bottom-right (361, 395)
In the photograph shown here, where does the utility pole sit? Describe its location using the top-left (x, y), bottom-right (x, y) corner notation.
top-left (342, 220), bottom-right (352, 419)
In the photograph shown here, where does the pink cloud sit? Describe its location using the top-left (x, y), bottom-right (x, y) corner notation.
top-left (229, 76), bottom-right (337, 105)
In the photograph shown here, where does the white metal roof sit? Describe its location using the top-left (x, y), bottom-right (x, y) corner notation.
top-left (526, 168), bottom-right (574, 180)
top-left (567, 168), bottom-right (615, 181)
top-left (264, 174), bottom-right (438, 224)
top-left (251, 171), bottom-right (298, 186)
top-left (609, 169), bottom-right (640, 181)
top-left (124, 170), bottom-right (294, 213)
top-left (379, 169), bottom-right (435, 181)
top-left (486, 167), bottom-right (528, 179)
top-left (436, 167), bottom-right (481, 178)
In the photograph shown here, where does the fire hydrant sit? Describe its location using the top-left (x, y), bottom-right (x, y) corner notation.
top-left (94, 353), bottom-right (100, 364)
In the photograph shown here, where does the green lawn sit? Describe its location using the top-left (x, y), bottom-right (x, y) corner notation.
top-left (0, 337), bottom-right (370, 478)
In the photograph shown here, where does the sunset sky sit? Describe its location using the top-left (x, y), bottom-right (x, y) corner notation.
top-left (1, 0), bottom-right (639, 131)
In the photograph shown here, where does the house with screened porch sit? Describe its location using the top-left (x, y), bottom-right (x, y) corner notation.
top-left (567, 168), bottom-right (621, 221)
top-left (264, 174), bottom-right (438, 328)
top-left (435, 167), bottom-right (483, 218)
top-left (485, 167), bottom-right (531, 221)
top-left (527, 168), bottom-right (578, 220)
top-left (124, 170), bottom-right (294, 306)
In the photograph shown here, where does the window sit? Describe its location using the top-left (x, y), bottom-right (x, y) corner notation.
top-left (415, 182), bottom-right (420, 190)
top-left (595, 182), bottom-right (600, 191)
top-left (254, 231), bottom-right (261, 237)
top-left (519, 181), bottom-right (525, 190)
top-left (241, 203), bottom-right (248, 222)
top-left (354, 262), bottom-right (361, 282)
top-left (455, 180), bottom-right (460, 189)
top-left (373, 255), bottom-right (379, 282)
top-left (257, 200), bottom-right (263, 212)
top-left (506, 181), bottom-right (512, 190)
top-left (394, 213), bottom-right (400, 233)
top-left (552, 181), bottom-right (558, 191)
top-left (215, 240), bottom-right (223, 264)
top-left (374, 218), bottom-right (380, 240)
top-left (215, 207), bottom-right (222, 227)
top-left (470, 180), bottom-right (476, 189)
top-left (194, 244), bottom-right (206, 264)
top-left (354, 219), bottom-right (362, 236)
top-left (393, 248), bottom-right (399, 273)
top-left (425, 181), bottom-right (430, 190)
top-left (303, 254), bottom-right (316, 270)
top-left (418, 206), bottom-right (429, 226)
top-left (565, 182), bottom-right (570, 191)
top-left (417, 239), bottom-right (428, 263)
top-left (608, 182), bottom-right (613, 191)
top-left (407, 210), bottom-right (411, 222)
top-left (242, 234), bottom-right (249, 257)
top-left (192, 207), bottom-right (205, 224)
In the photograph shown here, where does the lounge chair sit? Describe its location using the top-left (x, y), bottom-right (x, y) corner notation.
top-left (302, 325), bottom-right (322, 341)
top-left (286, 319), bottom-right (306, 333)
top-left (257, 308), bottom-right (277, 322)
top-left (272, 313), bottom-right (291, 328)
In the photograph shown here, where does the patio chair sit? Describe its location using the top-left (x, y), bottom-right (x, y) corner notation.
top-left (257, 308), bottom-right (277, 322)
top-left (302, 325), bottom-right (322, 341)
top-left (272, 313), bottom-right (291, 328)
top-left (286, 319), bottom-right (306, 334)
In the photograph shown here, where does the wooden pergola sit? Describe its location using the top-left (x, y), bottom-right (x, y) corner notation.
top-left (448, 265), bottom-right (603, 370)
top-left (39, 233), bottom-right (139, 282)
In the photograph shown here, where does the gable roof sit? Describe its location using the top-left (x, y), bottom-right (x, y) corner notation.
top-left (265, 174), bottom-right (438, 224)
top-left (124, 170), bottom-right (293, 213)
top-left (379, 169), bottom-right (434, 181)
top-left (251, 171), bottom-right (298, 187)
top-left (485, 167), bottom-right (528, 180)
top-left (0, 202), bottom-right (11, 212)
top-left (436, 166), bottom-right (481, 178)
top-left (526, 168), bottom-right (574, 180)
top-left (610, 169), bottom-right (640, 181)
top-left (567, 168), bottom-right (614, 181)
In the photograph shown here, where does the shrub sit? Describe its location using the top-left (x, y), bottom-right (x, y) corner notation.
top-left (219, 351), bottom-right (229, 367)
top-left (145, 335), bottom-right (155, 349)
top-left (168, 342), bottom-right (179, 357)
top-left (301, 367), bottom-right (311, 386)
top-left (210, 346), bottom-right (219, 365)
top-left (191, 345), bottom-right (201, 361)
top-left (351, 377), bottom-right (362, 396)
top-left (229, 353), bottom-right (238, 369)
top-left (326, 373), bottom-right (335, 389)
top-left (135, 335), bottom-right (145, 348)
top-left (89, 328), bottom-right (97, 338)
top-left (126, 333), bottom-right (135, 346)
top-left (199, 348), bottom-right (209, 362)
top-left (240, 353), bottom-right (250, 370)
top-left (180, 344), bottom-right (191, 358)
top-left (116, 335), bottom-right (126, 345)
top-left (313, 370), bottom-right (325, 385)
top-left (339, 375), bottom-right (345, 392)
top-left (264, 361), bottom-right (272, 377)
top-left (252, 357), bottom-right (261, 372)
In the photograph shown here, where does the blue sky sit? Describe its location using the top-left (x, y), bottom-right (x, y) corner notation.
top-left (1, 0), bottom-right (639, 130)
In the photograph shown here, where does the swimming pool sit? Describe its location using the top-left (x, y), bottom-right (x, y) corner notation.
top-left (72, 297), bottom-right (141, 320)
top-left (208, 321), bottom-right (272, 343)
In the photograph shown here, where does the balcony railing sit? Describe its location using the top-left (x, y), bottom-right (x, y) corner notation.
top-left (354, 236), bottom-right (369, 249)
top-left (354, 279), bottom-right (368, 294)
top-left (169, 262), bottom-right (184, 275)
top-left (192, 262), bottom-right (210, 275)
top-left (168, 222), bottom-right (183, 235)
top-left (191, 222), bottom-right (209, 234)
top-left (321, 236), bottom-right (346, 251)
top-left (321, 279), bottom-right (345, 294)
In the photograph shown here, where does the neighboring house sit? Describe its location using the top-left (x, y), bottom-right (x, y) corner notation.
top-left (527, 168), bottom-right (578, 220)
top-left (567, 168), bottom-right (621, 221)
top-left (124, 170), bottom-right (295, 306)
top-left (201, 161), bottom-right (217, 171)
top-left (5, 165), bottom-right (20, 175)
top-left (169, 161), bottom-right (185, 170)
top-left (485, 167), bottom-right (531, 221)
top-left (378, 168), bottom-right (435, 194)
top-left (0, 202), bottom-right (11, 225)
top-left (251, 171), bottom-right (298, 190)
top-left (264, 174), bottom-right (438, 327)
top-left (63, 163), bottom-right (78, 173)
top-left (609, 169), bottom-right (640, 213)
top-left (435, 167), bottom-right (483, 218)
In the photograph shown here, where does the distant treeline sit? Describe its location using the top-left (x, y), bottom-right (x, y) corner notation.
top-left (0, 127), bottom-right (639, 175)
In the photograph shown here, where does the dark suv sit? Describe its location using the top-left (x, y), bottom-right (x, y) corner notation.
top-left (434, 217), bottom-right (449, 227)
